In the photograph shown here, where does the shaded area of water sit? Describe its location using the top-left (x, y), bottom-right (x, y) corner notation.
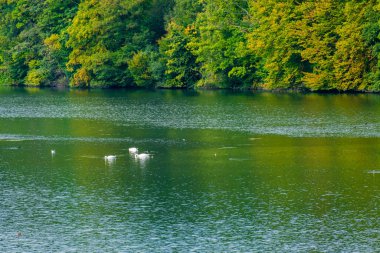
top-left (0, 88), bottom-right (379, 252)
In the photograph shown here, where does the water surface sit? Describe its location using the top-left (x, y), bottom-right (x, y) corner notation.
top-left (0, 88), bottom-right (379, 252)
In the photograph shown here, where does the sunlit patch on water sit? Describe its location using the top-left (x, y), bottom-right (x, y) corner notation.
top-left (228, 158), bottom-right (251, 161)
top-left (367, 170), bottom-right (380, 174)
top-left (80, 155), bottom-right (101, 159)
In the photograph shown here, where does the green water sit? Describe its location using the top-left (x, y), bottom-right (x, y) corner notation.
top-left (0, 87), bottom-right (379, 252)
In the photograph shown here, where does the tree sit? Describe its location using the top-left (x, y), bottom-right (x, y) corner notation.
top-left (298, 1), bottom-right (345, 90)
top-left (247, 0), bottom-right (309, 89)
top-left (362, 1), bottom-right (380, 91)
top-left (189, 0), bottom-right (259, 88)
top-left (66, 0), bottom-right (172, 87)
top-left (0, 0), bottom-right (77, 86)
top-left (158, 0), bottom-right (202, 88)
top-left (0, 0), bottom-right (379, 91)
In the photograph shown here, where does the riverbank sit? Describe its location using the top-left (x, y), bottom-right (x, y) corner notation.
top-left (2, 83), bottom-right (380, 94)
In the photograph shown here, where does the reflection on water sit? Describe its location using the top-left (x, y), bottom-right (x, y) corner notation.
top-left (0, 88), bottom-right (379, 137)
top-left (0, 88), bottom-right (379, 252)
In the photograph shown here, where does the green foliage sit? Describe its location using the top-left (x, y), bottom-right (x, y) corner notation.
top-left (248, 1), bottom-right (310, 89)
top-left (155, 0), bottom-right (203, 88)
top-left (128, 49), bottom-right (162, 87)
top-left (188, 0), bottom-right (259, 88)
top-left (66, 0), bottom-right (172, 87)
top-left (0, 0), bottom-right (77, 86)
top-left (297, 1), bottom-right (343, 90)
top-left (363, 1), bottom-right (380, 91)
top-left (159, 21), bottom-right (200, 88)
top-left (0, 0), bottom-right (379, 91)
top-left (332, 2), bottom-right (369, 91)
top-left (247, 0), bottom-right (379, 92)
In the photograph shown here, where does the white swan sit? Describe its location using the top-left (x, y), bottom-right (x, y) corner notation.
top-left (104, 155), bottom-right (116, 161)
top-left (134, 153), bottom-right (150, 160)
top-left (128, 147), bottom-right (138, 154)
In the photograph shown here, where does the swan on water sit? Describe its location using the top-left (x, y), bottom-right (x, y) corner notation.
top-left (104, 155), bottom-right (116, 161)
top-left (128, 147), bottom-right (138, 154)
top-left (134, 153), bottom-right (150, 160)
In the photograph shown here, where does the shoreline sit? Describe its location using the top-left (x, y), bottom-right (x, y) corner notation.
top-left (2, 84), bottom-right (379, 95)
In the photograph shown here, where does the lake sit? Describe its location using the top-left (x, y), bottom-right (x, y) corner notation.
top-left (0, 87), bottom-right (379, 252)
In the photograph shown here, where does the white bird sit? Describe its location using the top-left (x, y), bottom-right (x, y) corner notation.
top-left (104, 155), bottom-right (116, 161)
top-left (134, 153), bottom-right (150, 160)
top-left (128, 147), bottom-right (138, 154)
top-left (51, 150), bottom-right (56, 156)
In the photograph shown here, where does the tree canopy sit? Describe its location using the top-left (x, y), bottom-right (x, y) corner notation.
top-left (0, 0), bottom-right (379, 92)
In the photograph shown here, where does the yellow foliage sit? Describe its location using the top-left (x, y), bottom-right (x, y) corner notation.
top-left (332, 2), bottom-right (369, 91)
top-left (28, 60), bottom-right (39, 68)
top-left (303, 72), bottom-right (324, 91)
top-left (72, 68), bottom-right (90, 87)
top-left (44, 34), bottom-right (62, 51)
top-left (184, 24), bottom-right (196, 36)
top-left (25, 69), bottom-right (45, 86)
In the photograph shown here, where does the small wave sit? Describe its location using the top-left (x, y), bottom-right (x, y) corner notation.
top-left (228, 158), bottom-right (251, 161)
top-left (0, 147), bottom-right (21, 150)
top-left (0, 134), bottom-right (175, 145)
top-left (249, 138), bottom-right (262, 141)
top-left (80, 155), bottom-right (101, 159)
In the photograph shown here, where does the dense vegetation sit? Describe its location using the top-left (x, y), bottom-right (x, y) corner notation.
top-left (0, 0), bottom-right (379, 92)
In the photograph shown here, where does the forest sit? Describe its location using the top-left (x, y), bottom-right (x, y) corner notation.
top-left (0, 0), bottom-right (380, 92)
